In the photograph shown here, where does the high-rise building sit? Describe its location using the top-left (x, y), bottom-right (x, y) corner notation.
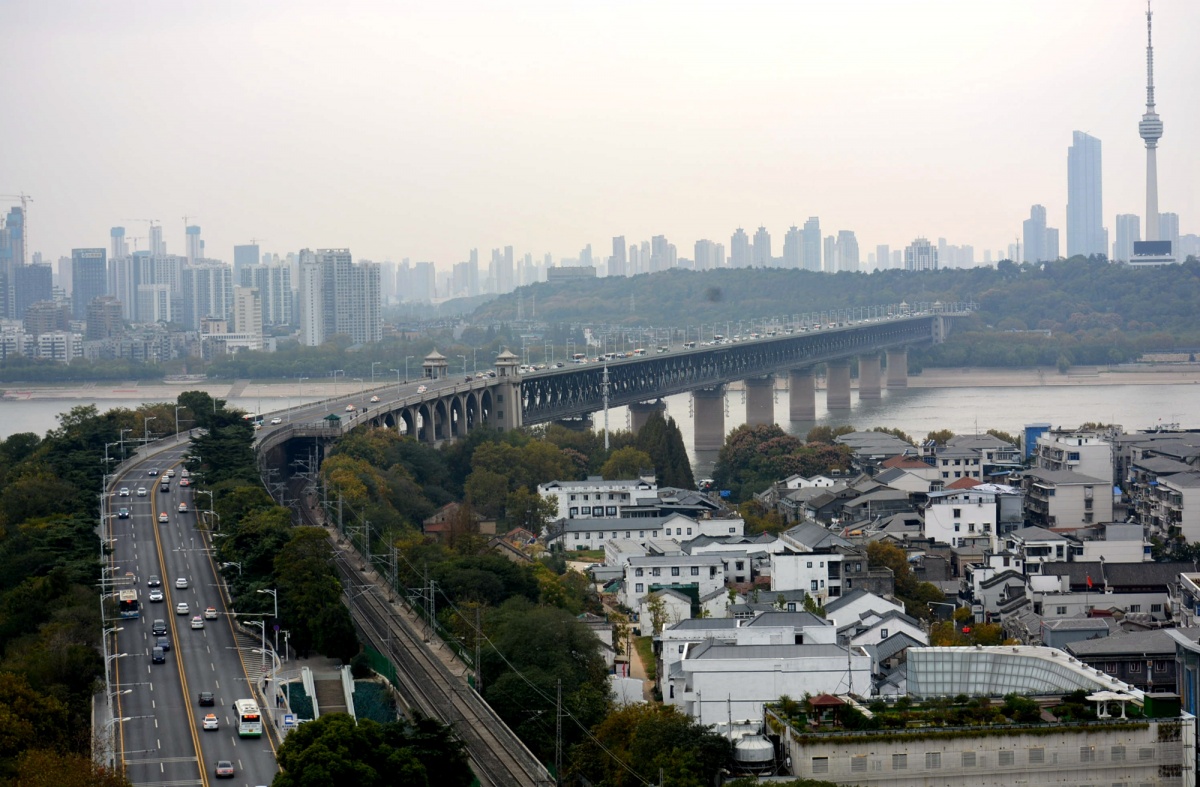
top-left (1139, 2), bottom-right (1164, 243)
top-left (610, 236), bottom-right (627, 277)
top-left (180, 262), bottom-right (233, 330)
top-left (232, 286), bottom-right (262, 346)
top-left (1066, 131), bottom-right (1105, 258)
top-left (1023, 205), bottom-right (1047, 263)
top-left (835, 231), bottom-right (859, 273)
top-left (0, 207), bottom-right (25, 318)
top-left (752, 226), bottom-right (772, 267)
top-left (185, 225), bottom-right (202, 264)
top-left (1114, 214), bottom-right (1141, 262)
top-left (148, 224), bottom-right (165, 257)
top-left (297, 249), bottom-right (323, 346)
top-left (85, 295), bottom-right (124, 340)
top-left (110, 227), bottom-right (128, 260)
top-left (14, 264), bottom-right (52, 319)
top-left (783, 226), bottom-right (802, 269)
top-left (71, 248), bottom-right (108, 321)
top-left (650, 235), bottom-right (673, 272)
top-left (730, 228), bottom-right (750, 268)
top-left (298, 249), bottom-right (380, 346)
top-left (904, 238), bottom-right (938, 271)
top-left (241, 264), bottom-right (293, 326)
top-left (823, 236), bottom-right (836, 273)
top-left (694, 239), bottom-right (720, 271)
top-left (1159, 212), bottom-right (1180, 254)
top-left (875, 244), bottom-right (890, 271)
top-left (1044, 230), bottom-right (1059, 262)
top-left (801, 218), bottom-right (821, 272)
top-left (233, 244), bottom-right (259, 281)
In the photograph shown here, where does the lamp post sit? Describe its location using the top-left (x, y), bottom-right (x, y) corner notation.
top-left (404, 356), bottom-right (413, 383)
top-left (456, 355), bottom-right (466, 376)
top-left (119, 428), bottom-right (132, 460)
top-left (331, 370), bottom-right (344, 397)
top-left (297, 375), bottom-right (308, 400)
top-left (246, 620), bottom-right (267, 670)
top-left (258, 588), bottom-right (279, 653)
top-left (353, 378), bottom-right (364, 404)
top-left (220, 561), bottom-right (242, 576)
top-left (389, 369), bottom-right (401, 395)
top-left (370, 361), bottom-right (380, 386)
top-left (143, 416), bottom-right (156, 443)
top-left (174, 405), bottom-right (184, 436)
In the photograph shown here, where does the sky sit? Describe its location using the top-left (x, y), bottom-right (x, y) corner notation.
top-left (4, 0), bottom-right (1199, 268)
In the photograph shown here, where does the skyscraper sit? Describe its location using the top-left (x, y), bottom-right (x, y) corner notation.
top-left (610, 236), bottom-right (626, 277)
top-left (110, 227), bottom-right (128, 260)
top-left (1023, 205), bottom-right (1047, 263)
top-left (148, 224), bottom-right (165, 257)
top-left (185, 225), bottom-right (202, 264)
top-left (875, 244), bottom-right (890, 271)
top-left (1139, 2), bottom-right (1163, 243)
top-left (752, 226), bottom-right (772, 267)
top-left (730, 228), bottom-right (750, 268)
top-left (823, 236), bottom-right (836, 273)
top-left (297, 249), bottom-right (380, 347)
top-left (71, 248), bottom-right (108, 320)
top-left (1114, 214), bottom-right (1141, 262)
top-left (904, 238), bottom-right (938, 271)
top-left (1066, 131), bottom-right (1105, 258)
top-left (783, 226), bottom-right (802, 269)
top-left (801, 218), bottom-right (821, 272)
top-left (233, 244), bottom-right (259, 281)
top-left (1159, 212), bottom-right (1180, 255)
top-left (835, 231), bottom-right (859, 273)
top-left (180, 262), bottom-right (233, 330)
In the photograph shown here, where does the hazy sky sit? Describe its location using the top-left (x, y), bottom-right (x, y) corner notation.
top-left (5, 0), bottom-right (1198, 267)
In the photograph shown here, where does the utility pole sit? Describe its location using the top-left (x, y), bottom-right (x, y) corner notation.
top-left (555, 678), bottom-right (563, 786)
top-left (601, 360), bottom-right (610, 451)
top-left (475, 606), bottom-right (483, 695)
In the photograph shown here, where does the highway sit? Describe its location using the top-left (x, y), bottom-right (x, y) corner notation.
top-left (105, 442), bottom-right (279, 787)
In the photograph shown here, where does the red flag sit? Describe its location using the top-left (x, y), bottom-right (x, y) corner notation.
top-left (1086, 575), bottom-right (1093, 589)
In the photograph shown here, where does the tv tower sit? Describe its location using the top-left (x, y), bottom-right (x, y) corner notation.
top-left (1138, 0), bottom-right (1163, 241)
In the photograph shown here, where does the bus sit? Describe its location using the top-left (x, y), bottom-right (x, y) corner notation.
top-left (234, 699), bottom-right (263, 737)
top-left (117, 589), bottom-right (140, 619)
top-left (571, 353), bottom-right (587, 363)
top-left (632, 348), bottom-right (646, 356)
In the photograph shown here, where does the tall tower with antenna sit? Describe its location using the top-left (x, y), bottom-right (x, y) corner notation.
top-left (1138, 0), bottom-right (1163, 242)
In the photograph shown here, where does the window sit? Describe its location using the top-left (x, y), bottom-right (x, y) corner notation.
top-left (942, 472), bottom-right (950, 479)
top-left (569, 494), bottom-right (577, 501)
top-left (671, 567), bottom-right (680, 577)
top-left (635, 568), bottom-right (644, 577)
top-left (891, 754), bottom-right (906, 770)
top-left (639, 531), bottom-right (645, 538)
top-left (1129, 604), bottom-right (1141, 613)
top-left (607, 507), bottom-right (618, 517)
top-left (1111, 746), bottom-right (1125, 762)
top-left (728, 527), bottom-right (736, 533)
top-left (570, 508), bottom-right (579, 517)
top-left (954, 524), bottom-right (961, 532)
top-left (735, 561), bottom-right (744, 571)
top-left (1155, 661), bottom-right (1168, 672)
top-left (584, 532), bottom-right (591, 540)
top-left (687, 528), bottom-right (692, 535)
top-left (1056, 606), bottom-right (1067, 615)
top-left (998, 751), bottom-right (1014, 766)
top-left (810, 580), bottom-right (819, 591)
top-left (925, 752), bottom-right (941, 769)
top-left (1028, 748), bottom-right (1044, 764)
top-left (953, 508), bottom-right (962, 518)
top-left (811, 757), bottom-right (829, 774)
top-left (961, 752), bottom-right (976, 767)
top-left (807, 561), bottom-right (813, 568)
top-left (850, 756), bottom-right (867, 773)
top-left (677, 645), bottom-right (684, 653)
top-left (651, 568), bottom-right (661, 577)
top-left (880, 628), bottom-right (889, 639)
top-left (1152, 603), bottom-right (1163, 613)
top-left (611, 532), bottom-right (617, 539)
top-left (1080, 746), bottom-right (1095, 763)
top-left (690, 566), bottom-right (699, 576)
top-left (635, 583), bottom-right (644, 592)
top-left (1068, 451), bottom-right (1081, 461)
top-left (1129, 662), bottom-right (1142, 673)
top-left (855, 562), bottom-right (862, 572)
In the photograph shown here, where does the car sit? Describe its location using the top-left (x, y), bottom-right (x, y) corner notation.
top-left (117, 507), bottom-right (130, 519)
top-left (147, 574), bottom-right (161, 587)
top-left (270, 416), bottom-right (282, 425)
top-left (178, 502), bottom-right (188, 513)
top-left (118, 487), bottom-right (130, 497)
top-left (176, 602), bottom-right (190, 615)
top-left (179, 478), bottom-right (190, 487)
top-left (417, 384), bottom-right (428, 393)
top-left (175, 577), bottom-right (188, 589)
top-left (151, 646), bottom-right (166, 664)
top-left (147, 468), bottom-right (158, 476)
top-left (165, 468), bottom-right (175, 477)
top-left (191, 615), bottom-right (204, 629)
top-left (198, 691), bottom-right (215, 706)
top-left (137, 488), bottom-right (147, 497)
top-left (148, 589), bottom-right (164, 603)
top-left (158, 512), bottom-right (169, 523)
top-left (180, 469), bottom-right (189, 478)
top-left (253, 422), bottom-right (262, 430)
top-left (204, 606), bottom-right (219, 620)
top-left (152, 619), bottom-right (167, 636)
top-left (345, 404), bottom-right (356, 412)
top-left (214, 760), bottom-right (235, 779)
top-left (156, 635), bottom-right (170, 652)
top-left (125, 571), bottom-right (136, 585)
top-left (369, 395), bottom-right (380, 403)
top-left (202, 713), bottom-right (219, 730)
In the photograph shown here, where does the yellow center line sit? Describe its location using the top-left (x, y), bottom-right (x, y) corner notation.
top-left (150, 458), bottom-right (210, 787)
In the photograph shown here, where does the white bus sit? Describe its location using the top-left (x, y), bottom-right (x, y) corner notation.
top-left (234, 699), bottom-right (263, 737)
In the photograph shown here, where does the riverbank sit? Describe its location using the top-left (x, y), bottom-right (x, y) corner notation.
top-left (3, 363), bottom-right (1200, 402)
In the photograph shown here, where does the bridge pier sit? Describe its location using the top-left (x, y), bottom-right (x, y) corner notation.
top-left (744, 376), bottom-right (775, 426)
top-left (858, 354), bottom-right (882, 400)
top-left (693, 386), bottom-right (726, 452)
top-left (827, 359), bottom-right (852, 410)
top-left (788, 368), bottom-right (816, 420)
top-left (629, 399), bottom-right (667, 433)
top-left (886, 348), bottom-right (908, 389)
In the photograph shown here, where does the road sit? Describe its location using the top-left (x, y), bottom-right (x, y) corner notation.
top-left (105, 442), bottom-right (279, 787)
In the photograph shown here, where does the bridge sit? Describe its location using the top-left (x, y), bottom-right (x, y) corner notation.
top-left (256, 305), bottom-right (972, 466)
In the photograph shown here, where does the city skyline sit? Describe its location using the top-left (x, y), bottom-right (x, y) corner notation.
top-left (4, 1), bottom-right (1199, 267)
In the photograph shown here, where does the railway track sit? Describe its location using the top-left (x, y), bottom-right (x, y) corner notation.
top-left (290, 484), bottom-right (551, 786)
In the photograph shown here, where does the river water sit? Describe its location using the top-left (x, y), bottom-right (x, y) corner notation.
top-left (3, 384), bottom-right (1197, 475)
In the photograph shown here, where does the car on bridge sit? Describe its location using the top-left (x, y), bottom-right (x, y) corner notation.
top-left (214, 760), bottom-right (235, 779)
top-left (148, 589), bottom-right (163, 603)
top-left (137, 487), bottom-right (147, 496)
top-left (369, 395), bottom-right (380, 403)
top-left (178, 502), bottom-right (188, 513)
top-left (117, 507), bottom-right (130, 519)
top-left (158, 512), bottom-right (169, 523)
top-left (417, 384), bottom-right (428, 393)
top-left (270, 417), bottom-right (282, 424)
top-left (202, 713), bottom-right (219, 730)
top-left (118, 487), bottom-right (130, 496)
top-left (345, 404), bottom-right (356, 412)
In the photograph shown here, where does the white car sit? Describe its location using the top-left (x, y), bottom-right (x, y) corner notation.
top-left (137, 488), bottom-right (147, 497)
top-left (191, 615), bottom-right (204, 629)
top-left (118, 487), bottom-right (130, 497)
top-left (417, 385), bottom-right (428, 394)
top-left (176, 602), bottom-right (190, 615)
top-left (202, 713), bottom-right (219, 730)
top-left (270, 417), bottom-right (282, 425)
top-left (369, 395), bottom-right (380, 403)
top-left (148, 589), bottom-right (164, 603)
top-left (165, 468), bottom-right (175, 478)
top-left (204, 606), bottom-right (219, 620)
top-left (178, 502), bottom-right (188, 513)
top-left (345, 404), bottom-right (356, 412)
top-left (175, 577), bottom-right (189, 589)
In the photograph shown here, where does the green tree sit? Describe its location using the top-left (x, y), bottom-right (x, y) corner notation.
top-left (600, 446), bottom-right (654, 480)
top-left (925, 429), bottom-right (955, 446)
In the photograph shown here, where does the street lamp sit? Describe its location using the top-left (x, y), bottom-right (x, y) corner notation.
top-left (143, 416), bottom-right (156, 443)
top-left (221, 561), bottom-right (242, 576)
top-left (119, 428), bottom-right (132, 460)
top-left (331, 369), bottom-right (344, 397)
top-left (297, 375), bottom-right (308, 400)
top-left (174, 405), bottom-right (185, 436)
top-left (370, 361), bottom-right (380, 385)
top-left (389, 369), bottom-right (401, 395)
top-left (456, 355), bottom-right (466, 376)
top-left (245, 619), bottom-right (267, 669)
top-left (404, 356), bottom-right (413, 383)
top-left (258, 588), bottom-right (279, 652)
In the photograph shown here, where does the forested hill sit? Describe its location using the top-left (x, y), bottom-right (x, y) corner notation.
top-left (467, 257), bottom-right (1200, 342)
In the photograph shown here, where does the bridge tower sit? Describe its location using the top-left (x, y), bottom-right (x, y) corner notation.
top-left (422, 349), bottom-right (449, 380)
top-left (692, 386), bottom-right (726, 453)
top-left (826, 359), bottom-right (852, 410)
top-left (788, 368), bottom-right (816, 420)
top-left (858, 354), bottom-right (883, 400)
top-left (886, 348), bottom-right (909, 389)
top-left (493, 348), bottom-right (523, 432)
top-left (628, 399), bottom-right (666, 433)
top-left (744, 376), bottom-right (775, 426)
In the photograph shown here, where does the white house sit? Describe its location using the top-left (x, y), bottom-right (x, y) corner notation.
top-left (837, 609), bottom-right (928, 650)
top-left (552, 512), bottom-right (743, 552)
top-left (923, 486), bottom-right (1023, 550)
top-left (639, 588), bottom-right (693, 633)
top-left (669, 641), bottom-right (871, 726)
top-left (659, 611), bottom-right (838, 681)
top-left (1035, 429), bottom-right (1114, 484)
top-left (823, 589), bottom-right (905, 626)
top-left (770, 552), bottom-right (844, 601)
top-left (621, 554), bottom-right (725, 612)
top-left (781, 474), bottom-right (841, 490)
top-left (538, 476), bottom-right (655, 520)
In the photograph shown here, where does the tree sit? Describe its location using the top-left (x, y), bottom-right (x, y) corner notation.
top-left (636, 413), bottom-right (694, 489)
top-left (600, 446), bottom-right (653, 480)
top-left (925, 429), bottom-right (954, 446)
top-left (12, 750), bottom-right (133, 787)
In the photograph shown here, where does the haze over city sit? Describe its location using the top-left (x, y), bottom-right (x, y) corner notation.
top-left (5, 0), bottom-right (1200, 267)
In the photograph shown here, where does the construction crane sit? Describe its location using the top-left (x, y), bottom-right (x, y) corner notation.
top-left (0, 193), bottom-right (34, 267)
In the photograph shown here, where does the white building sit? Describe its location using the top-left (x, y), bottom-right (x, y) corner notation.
top-left (553, 512), bottom-right (742, 552)
top-left (1035, 430), bottom-right (1114, 484)
top-left (1151, 473), bottom-right (1200, 542)
top-left (823, 590), bottom-right (905, 627)
top-left (1022, 469), bottom-right (1113, 529)
top-left (621, 554), bottom-right (725, 612)
top-left (923, 485), bottom-right (1022, 550)
top-left (770, 552), bottom-right (844, 602)
top-left (232, 286), bottom-right (263, 350)
top-left (539, 477), bottom-right (656, 520)
top-left (837, 608), bottom-right (927, 650)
